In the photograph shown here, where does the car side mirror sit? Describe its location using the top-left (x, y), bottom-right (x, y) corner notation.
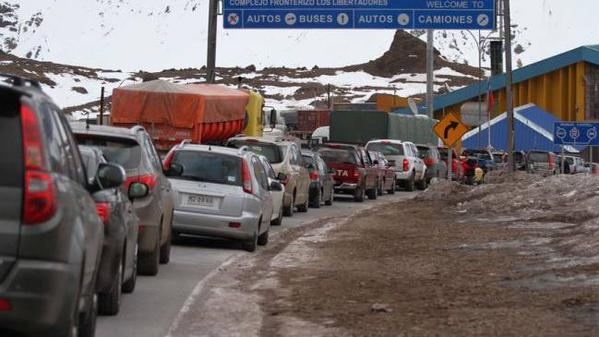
top-left (165, 163), bottom-right (184, 177)
top-left (96, 163), bottom-right (126, 190)
top-left (128, 182), bottom-right (149, 200)
top-left (277, 172), bottom-right (287, 182)
top-left (269, 180), bottom-right (283, 192)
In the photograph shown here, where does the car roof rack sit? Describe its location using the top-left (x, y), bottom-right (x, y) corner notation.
top-left (0, 73), bottom-right (41, 89)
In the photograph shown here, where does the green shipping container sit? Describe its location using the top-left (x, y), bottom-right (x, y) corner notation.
top-left (330, 110), bottom-right (388, 144)
top-left (388, 114), bottom-right (439, 145)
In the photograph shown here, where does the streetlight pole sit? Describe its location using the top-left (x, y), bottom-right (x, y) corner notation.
top-left (426, 30), bottom-right (434, 119)
top-left (504, 0), bottom-right (514, 173)
top-left (206, 0), bottom-right (218, 84)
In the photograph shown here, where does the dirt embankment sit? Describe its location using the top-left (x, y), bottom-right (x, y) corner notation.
top-left (250, 173), bottom-right (599, 336)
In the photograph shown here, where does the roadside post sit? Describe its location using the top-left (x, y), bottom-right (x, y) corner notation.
top-left (434, 114), bottom-right (470, 181)
top-left (554, 122), bottom-right (599, 173)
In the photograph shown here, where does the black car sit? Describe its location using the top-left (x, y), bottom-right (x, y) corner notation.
top-left (79, 146), bottom-right (143, 315)
top-left (0, 75), bottom-right (124, 337)
top-left (301, 150), bottom-right (335, 208)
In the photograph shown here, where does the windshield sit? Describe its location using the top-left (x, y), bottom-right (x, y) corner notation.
top-left (228, 140), bottom-right (283, 164)
top-left (367, 142), bottom-right (404, 156)
top-left (170, 151), bottom-right (241, 186)
top-left (75, 135), bottom-right (142, 170)
top-left (318, 148), bottom-right (359, 165)
top-left (416, 146), bottom-right (430, 159)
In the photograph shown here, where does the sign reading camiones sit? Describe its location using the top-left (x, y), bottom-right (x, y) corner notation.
top-left (224, 0), bottom-right (496, 29)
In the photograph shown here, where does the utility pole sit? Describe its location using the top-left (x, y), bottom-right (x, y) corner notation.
top-left (206, 0), bottom-right (219, 83)
top-left (504, 0), bottom-right (514, 173)
top-left (99, 86), bottom-right (105, 125)
top-left (426, 29), bottom-right (434, 118)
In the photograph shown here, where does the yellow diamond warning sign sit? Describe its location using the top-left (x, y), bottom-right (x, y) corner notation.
top-left (433, 113), bottom-right (469, 147)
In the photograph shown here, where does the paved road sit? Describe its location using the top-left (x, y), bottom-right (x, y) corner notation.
top-left (96, 193), bottom-right (416, 337)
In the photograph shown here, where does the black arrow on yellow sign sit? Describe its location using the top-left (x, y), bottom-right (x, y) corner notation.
top-left (444, 121), bottom-right (459, 139)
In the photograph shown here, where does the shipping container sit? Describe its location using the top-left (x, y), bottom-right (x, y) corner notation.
top-left (388, 114), bottom-right (439, 145)
top-left (333, 103), bottom-right (378, 112)
top-left (330, 110), bottom-right (388, 144)
top-left (297, 109), bottom-right (331, 132)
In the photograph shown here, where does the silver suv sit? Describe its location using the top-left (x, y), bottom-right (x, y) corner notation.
top-left (164, 143), bottom-right (279, 252)
top-left (0, 76), bottom-right (123, 337)
top-left (72, 125), bottom-right (175, 276)
top-left (227, 136), bottom-right (310, 216)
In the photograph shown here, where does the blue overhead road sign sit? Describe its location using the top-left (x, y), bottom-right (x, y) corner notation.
top-left (554, 122), bottom-right (599, 146)
top-left (224, 0), bottom-right (496, 29)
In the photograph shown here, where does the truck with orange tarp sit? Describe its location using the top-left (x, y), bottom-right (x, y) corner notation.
top-left (111, 80), bottom-right (262, 151)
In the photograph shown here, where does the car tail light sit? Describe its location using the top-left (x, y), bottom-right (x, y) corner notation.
top-left (125, 174), bottom-right (158, 190)
top-left (0, 298), bottom-right (11, 311)
top-left (241, 159), bottom-right (253, 194)
top-left (309, 171), bottom-right (319, 181)
top-left (353, 169), bottom-right (360, 179)
top-left (162, 148), bottom-right (176, 170)
top-left (424, 158), bottom-right (434, 167)
top-left (138, 225), bottom-right (145, 233)
top-left (403, 159), bottom-right (410, 172)
top-left (229, 222), bottom-right (241, 228)
top-left (21, 104), bottom-right (56, 225)
top-left (95, 203), bottom-right (111, 225)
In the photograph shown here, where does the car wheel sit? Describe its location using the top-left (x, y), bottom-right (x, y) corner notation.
top-left (257, 228), bottom-right (269, 246)
top-left (388, 178), bottom-right (396, 195)
top-left (271, 207), bottom-right (283, 226)
top-left (122, 243), bottom-right (137, 294)
top-left (324, 189), bottom-right (333, 206)
top-left (405, 173), bottom-right (416, 192)
top-left (98, 256), bottom-right (123, 316)
top-left (78, 293), bottom-right (98, 337)
top-left (138, 233), bottom-right (160, 276)
top-left (297, 195), bottom-right (309, 213)
top-left (283, 194), bottom-right (294, 217)
top-left (159, 230), bottom-right (171, 265)
top-left (366, 183), bottom-right (378, 200)
top-left (354, 186), bottom-right (365, 202)
top-left (310, 188), bottom-right (322, 208)
top-left (243, 230), bottom-right (258, 252)
top-left (416, 177), bottom-right (427, 190)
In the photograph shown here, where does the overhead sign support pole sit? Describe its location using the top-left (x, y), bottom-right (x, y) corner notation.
top-left (426, 30), bottom-right (434, 119)
top-left (503, 0), bottom-right (514, 174)
top-left (206, 0), bottom-right (219, 83)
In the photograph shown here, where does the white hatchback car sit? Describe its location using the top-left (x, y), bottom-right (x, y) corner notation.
top-left (258, 155), bottom-right (285, 226)
top-left (163, 143), bottom-right (281, 252)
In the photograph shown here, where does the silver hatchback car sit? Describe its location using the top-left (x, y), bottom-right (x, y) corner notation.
top-left (164, 143), bottom-right (280, 252)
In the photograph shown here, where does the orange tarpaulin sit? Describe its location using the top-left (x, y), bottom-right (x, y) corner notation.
top-left (111, 80), bottom-right (249, 129)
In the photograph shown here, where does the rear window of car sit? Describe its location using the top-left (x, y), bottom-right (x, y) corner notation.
top-left (228, 140), bottom-right (283, 164)
top-left (528, 152), bottom-right (549, 163)
top-left (367, 142), bottom-right (404, 156)
top-left (171, 150), bottom-right (242, 186)
top-left (416, 146), bottom-right (430, 159)
top-left (75, 134), bottom-right (142, 170)
top-left (0, 93), bottom-right (22, 188)
top-left (318, 148), bottom-right (359, 165)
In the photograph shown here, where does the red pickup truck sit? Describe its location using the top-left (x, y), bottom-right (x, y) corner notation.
top-left (316, 143), bottom-right (378, 202)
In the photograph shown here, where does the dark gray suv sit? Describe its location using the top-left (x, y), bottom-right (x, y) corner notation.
top-left (0, 75), bottom-right (123, 337)
top-left (73, 125), bottom-right (175, 276)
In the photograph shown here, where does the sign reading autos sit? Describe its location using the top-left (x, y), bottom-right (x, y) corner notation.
top-left (223, 0), bottom-right (496, 29)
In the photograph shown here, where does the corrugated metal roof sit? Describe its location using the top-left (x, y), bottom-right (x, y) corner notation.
top-left (394, 45), bottom-right (599, 114)
top-left (462, 104), bottom-right (582, 153)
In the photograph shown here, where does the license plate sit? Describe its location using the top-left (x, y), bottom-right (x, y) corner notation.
top-left (185, 194), bottom-right (219, 210)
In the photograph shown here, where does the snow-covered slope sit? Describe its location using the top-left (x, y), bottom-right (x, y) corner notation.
top-left (1, 0), bottom-right (597, 72)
